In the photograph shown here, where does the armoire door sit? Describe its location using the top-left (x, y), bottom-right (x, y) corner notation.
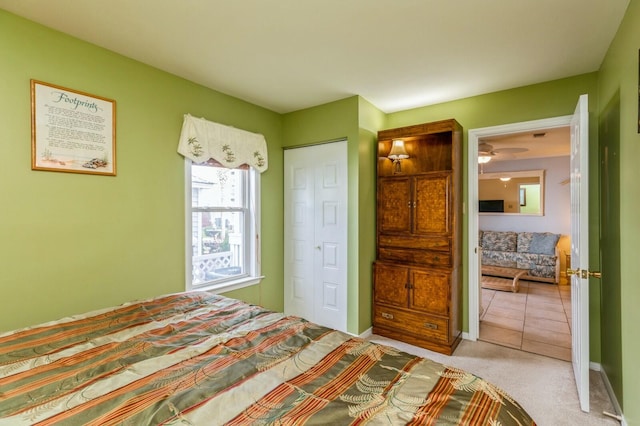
top-left (283, 141), bottom-right (347, 332)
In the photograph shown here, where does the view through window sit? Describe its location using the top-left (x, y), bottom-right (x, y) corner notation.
top-left (188, 162), bottom-right (258, 290)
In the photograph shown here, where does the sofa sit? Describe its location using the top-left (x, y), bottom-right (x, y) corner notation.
top-left (480, 230), bottom-right (561, 283)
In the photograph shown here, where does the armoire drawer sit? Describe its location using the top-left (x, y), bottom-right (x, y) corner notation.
top-left (378, 235), bottom-right (450, 252)
top-left (373, 305), bottom-right (449, 343)
top-left (378, 247), bottom-right (451, 267)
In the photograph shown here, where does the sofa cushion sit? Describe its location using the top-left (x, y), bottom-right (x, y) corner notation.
top-left (516, 253), bottom-right (557, 267)
top-left (481, 231), bottom-right (517, 252)
top-left (516, 232), bottom-right (534, 253)
top-left (482, 250), bottom-right (517, 268)
top-left (528, 264), bottom-right (557, 278)
top-left (530, 232), bottom-right (560, 255)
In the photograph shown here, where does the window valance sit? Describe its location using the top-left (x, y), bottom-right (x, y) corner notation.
top-left (177, 114), bottom-right (268, 173)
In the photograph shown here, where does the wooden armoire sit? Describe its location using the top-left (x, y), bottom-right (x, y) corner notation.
top-left (372, 119), bottom-right (462, 355)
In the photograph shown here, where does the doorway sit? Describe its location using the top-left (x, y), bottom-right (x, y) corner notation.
top-left (467, 116), bottom-right (573, 346)
top-left (283, 140), bottom-right (348, 332)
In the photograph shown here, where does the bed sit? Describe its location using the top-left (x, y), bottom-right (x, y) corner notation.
top-left (0, 291), bottom-right (535, 425)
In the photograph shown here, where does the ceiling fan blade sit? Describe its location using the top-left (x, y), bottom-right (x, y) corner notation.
top-left (493, 147), bottom-right (529, 154)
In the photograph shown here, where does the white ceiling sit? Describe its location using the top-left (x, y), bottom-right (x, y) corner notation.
top-left (0, 0), bottom-right (629, 114)
top-left (479, 127), bottom-right (571, 162)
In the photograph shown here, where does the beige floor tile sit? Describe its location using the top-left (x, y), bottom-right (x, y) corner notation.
top-left (481, 313), bottom-right (524, 332)
top-left (485, 305), bottom-right (525, 320)
top-left (489, 302), bottom-right (526, 314)
top-left (527, 282), bottom-right (559, 290)
top-left (523, 325), bottom-right (572, 348)
top-left (522, 339), bottom-right (571, 361)
top-left (527, 288), bottom-right (559, 298)
top-left (482, 289), bottom-right (496, 300)
top-left (525, 316), bottom-right (571, 334)
top-left (480, 280), bottom-right (573, 359)
top-left (493, 291), bottom-right (528, 303)
top-left (479, 323), bottom-right (522, 349)
top-left (526, 299), bottom-right (566, 313)
top-left (526, 307), bottom-right (569, 323)
top-left (526, 293), bottom-right (563, 306)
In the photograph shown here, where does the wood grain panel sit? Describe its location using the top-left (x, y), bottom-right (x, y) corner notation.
top-left (373, 262), bottom-right (408, 307)
top-left (414, 174), bottom-right (450, 234)
top-left (410, 269), bottom-right (450, 315)
top-left (377, 178), bottom-right (411, 234)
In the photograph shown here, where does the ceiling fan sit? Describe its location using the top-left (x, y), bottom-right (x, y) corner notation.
top-left (478, 142), bottom-right (528, 163)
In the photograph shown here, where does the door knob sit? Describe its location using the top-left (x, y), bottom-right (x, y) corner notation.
top-left (567, 268), bottom-right (601, 279)
top-left (315, 245), bottom-right (321, 250)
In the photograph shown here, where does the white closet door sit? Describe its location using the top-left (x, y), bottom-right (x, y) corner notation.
top-left (284, 141), bottom-right (347, 332)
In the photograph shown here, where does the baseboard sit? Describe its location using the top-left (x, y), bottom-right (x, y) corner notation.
top-left (358, 327), bottom-right (372, 339)
top-left (598, 364), bottom-right (626, 425)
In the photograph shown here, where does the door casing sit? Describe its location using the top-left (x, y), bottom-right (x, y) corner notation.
top-left (467, 115), bottom-right (573, 340)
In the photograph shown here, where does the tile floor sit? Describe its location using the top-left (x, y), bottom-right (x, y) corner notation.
top-left (480, 279), bottom-right (572, 361)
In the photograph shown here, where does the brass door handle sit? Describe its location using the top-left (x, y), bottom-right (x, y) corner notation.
top-left (566, 268), bottom-right (580, 276)
top-left (567, 268), bottom-right (601, 279)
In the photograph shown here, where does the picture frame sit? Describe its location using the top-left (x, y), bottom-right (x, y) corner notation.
top-left (31, 80), bottom-right (116, 175)
top-left (637, 49), bottom-right (640, 133)
top-left (519, 188), bottom-right (527, 206)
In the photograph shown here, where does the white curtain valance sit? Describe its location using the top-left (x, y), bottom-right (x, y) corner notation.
top-left (177, 114), bottom-right (268, 173)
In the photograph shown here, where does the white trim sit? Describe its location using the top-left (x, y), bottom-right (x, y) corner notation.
top-left (597, 364), bottom-right (626, 425)
top-left (185, 158), bottom-right (262, 293)
top-left (467, 115), bottom-right (572, 341)
top-left (206, 275), bottom-right (264, 294)
top-left (357, 327), bottom-right (373, 339)
top-left (185, 160), bottom-right (193, 289)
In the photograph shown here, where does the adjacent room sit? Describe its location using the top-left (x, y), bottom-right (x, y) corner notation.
top-left (0, 1), bottom-right (637, 425)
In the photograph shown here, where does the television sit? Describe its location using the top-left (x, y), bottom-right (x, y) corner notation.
top-left (479, 199), bottom-right (504, 213)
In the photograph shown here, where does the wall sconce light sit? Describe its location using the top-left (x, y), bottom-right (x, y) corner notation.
top-left (499, 177), bottom-right (511, 182)
top-left (388, 139), bottom-right (409, 173)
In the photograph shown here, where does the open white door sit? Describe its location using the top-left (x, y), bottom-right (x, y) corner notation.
top-left (569, 94), bottom-right (590, 412)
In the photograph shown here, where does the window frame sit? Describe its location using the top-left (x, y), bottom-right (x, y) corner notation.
top-left (185, 158), bottom-right (262, 293)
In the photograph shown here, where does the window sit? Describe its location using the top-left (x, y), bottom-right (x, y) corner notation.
top-left (186, 159), bottom-right (261, 292)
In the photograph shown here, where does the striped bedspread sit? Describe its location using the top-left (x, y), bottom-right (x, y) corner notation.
top-left (0, 292), bottom-right (535, 425)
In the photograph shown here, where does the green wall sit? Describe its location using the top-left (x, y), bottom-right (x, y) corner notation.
top-left (597, 0), bottom-right (639, 421)
top-left (2, 4), bottom-right (636, 420)
top-left (281, 96), bottom-right (382, 334)
top-left (0, 9), bottom-right (284, 332)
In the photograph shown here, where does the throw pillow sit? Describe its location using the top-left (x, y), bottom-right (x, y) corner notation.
top-left (529, 233), bottom-right (560, 255)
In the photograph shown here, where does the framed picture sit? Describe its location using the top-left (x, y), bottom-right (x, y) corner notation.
top-left (638, 49), bottom-right (640, 133)
top-left (31, 80), bottom-right (116, 175)
top-left (519, 188), bottom-right (527, 206)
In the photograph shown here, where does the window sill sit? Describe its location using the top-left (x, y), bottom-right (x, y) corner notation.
top-left (193, 275), bottom-right (264, 294)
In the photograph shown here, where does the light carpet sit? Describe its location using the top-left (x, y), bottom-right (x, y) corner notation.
top-left (368, 335), bottom-right (620, 426)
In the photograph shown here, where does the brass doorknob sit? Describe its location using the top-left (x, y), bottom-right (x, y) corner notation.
top-left (566, 268), bottom-right (580, 276)
top-left (566, 268), bottom-right (601, 279)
